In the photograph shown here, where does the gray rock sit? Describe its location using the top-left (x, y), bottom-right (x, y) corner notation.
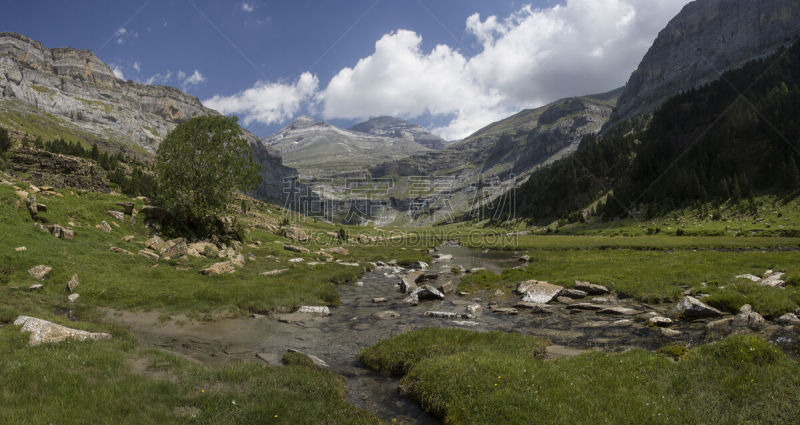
top-left (28, 265), bottom-right (52, 280)
top-left (46, 224), bottom-right (74, 240)
top-left (466, 304), bottom-right (482, 315)
top-left (200, 261), bottom-right (234, 275)
top-left (439, 280), bottom-right (455, 295)
top-left (96, 221), bottom-right (112, 234)
top-left (403, 293), bottom-right (419, 306)
top-left (107, 210), bottom-right (125, 221)
top-left (413, 285), bottom-right (445, 301)
top-left (555, 296), bottom-right (576, 305)
top-left (757, 271), bottom-right (785, 288)
top-left (373, 311), bottom-right (400, 320)
top-left (283, 244), bottom-right (310, 254)
top-left (109, 246), bottom-right (134, 256)
top-left (776, 313), bottom-right (800, 325)
top-left (411, 261), bottom-right (429, 269)
top-left (597, 307), bottom-right (639, 316)
top-left (163, 241), bottom-right (188, 259)
top-left (521, 282), bottom-right (564, 304)
top-left (297, 306), bottom-right (331, 316)
top-left (66, 274), bottom-right (79, 293)
top-left (286, 349), bottom-right (329, 368)
top-left (648, 316), bottom-right (673, 327)
top-left (138, 249), bottom-right (160, 262)
top-left (14, 316), bottom-right (110, 346)
top-left (28, 283), bottom-right (43, 291)
top-left (490, 307), bottom-right (519, 315)
top-left (735, 274), bottom-right (761, 282)
top-left (518, 255), bottom-right (531, 262)
top-left (559, 288), bottom-right (588, 299)
top-left (733, 304), bottom-right (765, 329)
top-left (706, 317), bottom-right (734, 330)
top-left (424, 311), bottom-right (473, 319)
top-left (659, 328), bottom-right (682, 338)
top-left (432, 253), bottom-right (453, 261)
top-left (565, 303), bottom-right (605, 311)
top-left (514, 302), bottom-right (553, 314)
top-left (676, 296), bottom-right (723, 319)
top-left (573, 281), bottom-right (609, 295)
top-left (67, 293), bottom-right (80, 303)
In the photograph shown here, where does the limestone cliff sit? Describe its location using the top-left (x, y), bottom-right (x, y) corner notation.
top-left (607, 0), bottom-right (800, 131)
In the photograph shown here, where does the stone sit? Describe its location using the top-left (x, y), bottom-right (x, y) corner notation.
top-left (757, 271), bottom-right (786, 288)
top-left (189, 242), bottom-right (218, 257)
top-left (200, 261), bottom-right (235, 275)
top-left (14, 316), bottom-right (111, 346)
top-left (373, 311), bottom-right (400, 320)
top-left (659, 328), bottom-right (682, 337)
top-left (28, 283), bottom-right (44, 291)
top-left (15, 246), bottom-right (26, 252)
top-left (422, 272), bottom-right (439, 280)
top-left (25, 193), bottom-right (38, 218)
top-left (411, 261), bottom-right (429, 270)
top-left (109, 246), bottom-right (134, 256)
top-left (494, 290), bottom-right (505, 297)
top-left (96, 221), bottom-right (112, 234)
top-left (559, 288), bottom-right (588, 299)
top-left (413, 285), bottom-right (445, 301)
top-left (28, 265), bottom-right (52, 280)
top-left (515, 280), bottom-right (540, 294)
top-left (284, 244), bottom-right (310, 254)
top-left (466, 304), bottom-right (482, 315)
top-left (116, 202), bottom-right (135, 215)
top-left (514, 302), bottom-right (553, 314)
top-left (403, 293), bottom-right (419, 306)
top-left (108, 210), bottom-right (125, 221)
top-left (286, 349), bottom-right (329, 368)
top-left (67, 293), bottom-right (80, 303)
top-left (706, 317), bottom-right (734, 330)
top-left (433, 253), bottom-right (453, 261)
top-left (138, 249), bottom-right (160, 261)
top-left (556, 296), bottom-right (576, 305)
top-left (424, 311), bottom-right (473, 319)
top-left (372, 297), bottom-right (387, 303)
top-left (255, 352), bottom-right (281, 365)
top-left (324, 246), bottom-right (349, 255)
top-left (776, 313), bottom-right (800, 325)
top-left (439, 280), bottom-right (455, 295)
top-left (452, 320), bottom-right (481, 327)
top-left (734, 304), bottom-right (765, 329)
top-left (66, 274), bottom-right (79, 293)
top-left (676, 296), bottom-right (723, 319)
top-left (260, 269), bottom-right (289, 276)
top-left (648, 316), bottom-right (673, 327)
top-left (163, 241), bottom-right (188, 259)
top-left (297, 306), bottom-right (331, 316)
top-left (518, 255), bottom-right (531, 262)
top-left (490, 307), bottom-right (519, 315)
top-left (735, 274), bottom-right (761, 282)
top-left (285, 226), bottom-right (309, 242)
top-left (123, 235), bottom-right (135, 242)
top-left (612, 319), bottom-right (633, 326)
top-left (573, 281), bottom-right (609, 295)
top-left (28, 184), bottom-right (40, 193)
top-left (400, 274), bottom-right (421, 293)
top-left (15, 190), bottom-right (29, 202)
top-left (566, 303), bottom-right (605, 311)
top-left (47, 224), bottom-right (74, 240)
top-left (521, 282), bottom-right (564, 304)
top-left (288, 258), bottom-right (304, 263)
top-left (597, 307), bottom-right (639, 316)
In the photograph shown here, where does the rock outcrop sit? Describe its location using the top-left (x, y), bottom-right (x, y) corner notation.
top-left (607, 0), bottom-right (800, 131)
top-left (14, 315), bottom-right (111, 346)
top-left (349, 116), bottom-right (448, 150)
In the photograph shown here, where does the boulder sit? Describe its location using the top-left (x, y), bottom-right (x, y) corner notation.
top-left (676, 296), bottom-right (723, 319)
top-left (28, 284), bottom-right (43, 291)
top-left (466, 304), bottom-right (482, 315)
top-left (659, 328), bottom-right (682, 337)
top-left (14, 316), bottom-right (111, 346)
top-left (556, 296), bottom-right (576, 305)
top-left (163, 241), bottom-right (188, 259)
top-left (757, 271), bottom-right (786, 288)
top-left (439, 280), bottom-right (455, 295)
top-left (285, 226), bottom-right (309, 242)
top-left (403, 293), bottom-right (419, 306)
top-left (648, 316), bottom-right (673, 327)
top-left (108, 210), bottom-right (125, 221)
top-left (109, 246), bottom-right (134, 256)
top-left (735, 274), bottom-right (761, 282)
top-left (573, 281), bottom-right (610, 295)
top-left (413, 285), bottom-right (445, 301)
top-left (67, 293), bottom-right (80, 303)
top-left (15, 246), bottom-right (26, 252)
top-left (28, 265), bottom-right (52, 280)
top-left (96, 221), bottom-right (112, 234)
top-left (521, 282), bottom-right (564, 304)
top-left (424, 311), bottom-right (473, 319)
top-left (515, 280), bottom-right (540, 294)
top-left (400, 276), bottom-right (420, 293)
top-left (559, 288), bottom-right (588, 299)
top-left (116, 202), bottom-right (135, 215)
top-left (733, 304), bottom-right (765, 329)
top-left (122, 235), bottom-right (135, 242)
top-left (200, 261), bottom-right (235, 275)
top-left (297, 306), bottom-right (331, 315)
top-left (145, 236), bottom-right (169, 254)
top-left (138, 249), bottom-right (160, 261)
top-left (597, 306), bottom-right (639, 316)
top-left (776, 313), bottom-right (800, 325)
top-left (25, 193), bottom-right (38, 218)
top-left (706, 317), bottom-right (734, 330)
top-left (47, 224), bottom-right (74, 239)
top-left (518, 255), bottom-right (531, 262)
top-left (66, 274), bottom-right (79, 293)
top-left (411, 261), bottom-right (429, 270)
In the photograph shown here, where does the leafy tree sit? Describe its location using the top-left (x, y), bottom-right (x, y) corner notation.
top-left (0, 127), bottom-right (10, 153)
top-left (155, 116), bottom-right (261, 232)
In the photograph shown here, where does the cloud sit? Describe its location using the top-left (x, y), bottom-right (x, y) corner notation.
top-left (183, 70), bottom-right (206, 87)
top-left (111, 65), bottom-right (125, 80)
top-left (208, 0), bottom-right (689, 139)
top-left (203, 72), bottom-right (319, 126)
top-left (242, 2), bottom-right (254, 12)
top-left (133, 61), bottom-right (141, 72)
top-left (321, 0), bottom-right (690, 139)
top-left (145, 70), bottom-right (173, 85)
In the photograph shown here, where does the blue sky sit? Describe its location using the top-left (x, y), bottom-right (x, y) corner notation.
top-left (1, 0), bottom-right (690, 139)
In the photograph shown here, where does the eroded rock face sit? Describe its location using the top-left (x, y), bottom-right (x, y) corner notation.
top-left (14, 315), bottom-right (111, 346)
top-left (608, 0), bottom-right (800, 130)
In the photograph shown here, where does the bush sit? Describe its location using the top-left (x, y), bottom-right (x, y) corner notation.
top-left (0, 127), bottom-right (10, 153)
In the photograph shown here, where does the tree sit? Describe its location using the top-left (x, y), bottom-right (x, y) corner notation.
top-left (155, 116), bottom-right (261, 231)
top-left (0, 127), bottom-right (10, 153)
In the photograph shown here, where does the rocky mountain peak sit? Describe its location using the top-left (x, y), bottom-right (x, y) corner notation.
top-left (606, 0), bottom-right (800, 131)
top-left (350, 116), bottom-right (447, 150)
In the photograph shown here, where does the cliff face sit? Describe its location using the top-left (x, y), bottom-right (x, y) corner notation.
top-left (607, 0), bottom-right (800, 130)
top-left (0, 32), bottom-right (295, 202)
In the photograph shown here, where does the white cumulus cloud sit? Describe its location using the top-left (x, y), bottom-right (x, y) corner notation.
top-left (111, 65), bottom-right (125, 80)
top-left (203, 72), bottom-right (319, 126)
top-left (183, 70), bottom-right (206, 87)
top-left (242, 2), bottom-right (254, 12)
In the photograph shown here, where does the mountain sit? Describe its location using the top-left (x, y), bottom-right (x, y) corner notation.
top-left (263, 116), bottom-right (432, 177)
top-left (349, 116), bottom-right (448, 150)
top-left (362, 89), bottom-right (621, 224)
top-left (606, 0), bottom-right (800, 131)
top-left (508, 37), bottom-right (800, 224)
top-left (0, 32), bottom-right (296, 202)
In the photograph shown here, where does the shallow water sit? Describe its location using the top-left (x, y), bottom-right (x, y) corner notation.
top-left (106, 242), bottom-right (800, 424)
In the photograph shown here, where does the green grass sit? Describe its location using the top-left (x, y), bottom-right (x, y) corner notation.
top-left (0, 323), bottom-right (379, 424)
top-left (76, 97), bottom-right (113, 114)
top-left (29, 84), bottom-right (56, 96)
top-left (459, 248), bottom-right (800, 311)
top-left (361, 330), bottom-right (800, 424)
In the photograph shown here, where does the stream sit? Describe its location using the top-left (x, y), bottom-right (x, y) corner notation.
top-left (105, 242), bottom-right (800, 424)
